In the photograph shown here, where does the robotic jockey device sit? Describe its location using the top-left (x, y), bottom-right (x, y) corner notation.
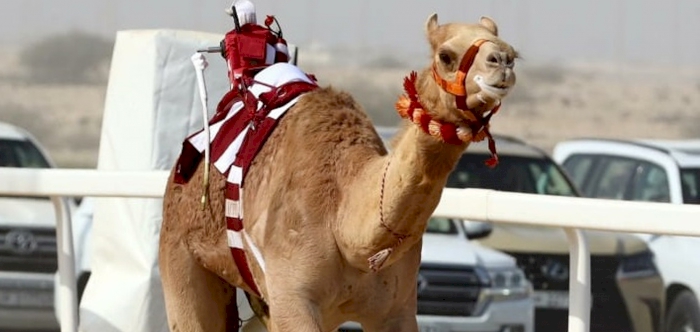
top-left (176, 5), bottom-right (319, 325)
top-left (201, 0), bottom-right (294, 92)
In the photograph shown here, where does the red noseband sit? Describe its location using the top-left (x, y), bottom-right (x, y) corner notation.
top-left (431, 39), bottom-right (490, 110)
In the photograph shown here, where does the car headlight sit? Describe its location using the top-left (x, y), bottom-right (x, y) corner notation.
top-left (481, 267), bottom-right (533, 301)
top-left (618, 251), bottom-right (659, 279)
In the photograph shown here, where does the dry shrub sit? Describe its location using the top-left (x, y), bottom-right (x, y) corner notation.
top-left (20, 31), bottom-right (114, 85)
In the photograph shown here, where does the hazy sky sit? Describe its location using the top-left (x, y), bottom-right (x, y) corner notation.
top-left (2, 0), bottom-right (700, 67)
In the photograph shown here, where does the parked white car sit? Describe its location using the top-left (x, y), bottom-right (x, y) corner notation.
top-left (0, 121), bottom-right (76, 330)
top-left (553, 138), bottom-right (700, 332)
top-left (428, 133), bottom-right (663, 332)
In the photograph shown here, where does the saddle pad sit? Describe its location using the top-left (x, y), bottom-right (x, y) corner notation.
top-left (175, 62), bottom-right (318, 295)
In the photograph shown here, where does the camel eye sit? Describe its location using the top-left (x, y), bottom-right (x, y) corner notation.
top-left (487, 54), bottom-right (499, 64)
top-left (438, 52), bottom-right (453, 65)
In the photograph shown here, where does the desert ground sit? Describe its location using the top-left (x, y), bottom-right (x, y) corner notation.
top-left (1, 47), bottom-right (698, 168)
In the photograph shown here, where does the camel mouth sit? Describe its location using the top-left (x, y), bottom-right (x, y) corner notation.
top-left (473, 75), bottom-right (511, 98)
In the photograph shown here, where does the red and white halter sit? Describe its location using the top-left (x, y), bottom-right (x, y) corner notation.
top-left (395, 38), bottom-right (502, 167)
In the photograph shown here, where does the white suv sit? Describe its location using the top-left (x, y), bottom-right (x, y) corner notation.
top-left (553, 138), bottom-right (700, 332)
top-left (443, 134), bottom-right (663, 332)
top-left (0, 121), bottom-right (76, 331)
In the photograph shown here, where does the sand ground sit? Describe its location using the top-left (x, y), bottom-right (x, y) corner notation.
top-left (1, 49), bottom-right (698, 168)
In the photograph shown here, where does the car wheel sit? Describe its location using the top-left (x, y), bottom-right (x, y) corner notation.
top-left (666, 290), bottom-right (700, 332)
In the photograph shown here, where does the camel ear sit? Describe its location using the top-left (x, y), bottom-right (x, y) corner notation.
top-left (425, 13), bottom-right (439, 50)
top-left (479, 16), bottom-right (498, 36)
top-left (425, 13), bottom-right (439, 34)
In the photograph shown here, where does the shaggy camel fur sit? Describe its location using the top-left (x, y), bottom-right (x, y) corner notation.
top-left (159, 13), bottom-right (518, 332)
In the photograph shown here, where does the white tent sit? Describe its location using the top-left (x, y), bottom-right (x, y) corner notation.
top-left (78, 29), bottom-right (267, 332)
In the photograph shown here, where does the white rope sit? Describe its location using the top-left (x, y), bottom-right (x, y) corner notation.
top-left (191, 52), bottom-right (211, 209)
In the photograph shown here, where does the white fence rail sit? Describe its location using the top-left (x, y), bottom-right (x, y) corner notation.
top-left (2, 167), bottom-right (700, 332)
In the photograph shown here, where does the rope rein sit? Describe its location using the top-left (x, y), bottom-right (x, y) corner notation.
top-left (368, 157), bottom-right (410, 272)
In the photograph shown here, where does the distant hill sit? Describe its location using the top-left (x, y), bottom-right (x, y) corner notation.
top-left (1, 47), bottom-right (698, 168)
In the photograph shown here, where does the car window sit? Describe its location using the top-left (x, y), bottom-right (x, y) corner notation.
top-left (446, 154), bottom-right (577, 197)
top-left (631, 163), bottom-right (670, 203)
top-left (426, 217), bottom-right (457, 234)
top-left (0, 139), bottom-right (51, 168)
top-left (681, 168), bottom-right (700, 204)
top-left (527, 161), bottom-right (578, 196)
top-left (561, 154), bottom-right (596, 191)
top-left (589, 157), bottom-right (639, 200)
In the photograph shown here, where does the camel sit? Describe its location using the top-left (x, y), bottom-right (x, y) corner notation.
top-left (159, 13), bottom-right (518, 332)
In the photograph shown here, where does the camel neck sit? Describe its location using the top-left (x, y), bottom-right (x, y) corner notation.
top-left (386, 69), bottom-right (468, 180)
top-left (335, 69), bottom-right (469, 272)
top-left (386, 124), bottom-right (466, 183)
top-left (341, 122), bottom-right (467, 272)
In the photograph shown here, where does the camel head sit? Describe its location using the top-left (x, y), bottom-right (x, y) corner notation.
top-left (424, 13), bottom-right (518, 121)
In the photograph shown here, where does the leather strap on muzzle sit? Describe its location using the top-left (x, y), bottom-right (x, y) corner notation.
top-left (431, 39), bottom-right (489, 110)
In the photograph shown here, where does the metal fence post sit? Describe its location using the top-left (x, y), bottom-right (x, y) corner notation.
top-left (564, 228), bottom-right (591, 332)
top-left (52, 196), bottom-right (79, 332)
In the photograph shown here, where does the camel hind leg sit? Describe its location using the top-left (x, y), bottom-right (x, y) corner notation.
top-left (159, 172), bottom-right (240, 332)
top-left (160, 238), bottom-right (239, 332)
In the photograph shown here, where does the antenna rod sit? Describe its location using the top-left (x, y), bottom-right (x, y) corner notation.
top-left (231, 5), bottom-right (242, 33)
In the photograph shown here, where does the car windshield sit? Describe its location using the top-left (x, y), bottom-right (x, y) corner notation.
top-left (446, 154), bottom-right (578, 196)
top-left (425, 217), bottom-right (458, 234)
top-left (681, 168), bottom-right (700, 204)
top-left (0, 139), bottom-right (51, 168)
